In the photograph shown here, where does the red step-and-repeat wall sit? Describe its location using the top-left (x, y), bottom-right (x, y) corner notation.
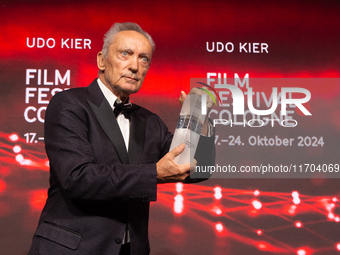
top-left (1, 0), bottom-right (340, 254)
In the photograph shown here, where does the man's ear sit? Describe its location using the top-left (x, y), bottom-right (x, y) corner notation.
top-left (97, 52), bottom-right (105, 71)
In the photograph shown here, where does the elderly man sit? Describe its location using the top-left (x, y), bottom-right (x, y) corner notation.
top-left (28, 22), bottom-right (214, 255)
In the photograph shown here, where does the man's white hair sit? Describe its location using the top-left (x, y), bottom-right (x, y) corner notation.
top-left (102, 22), bottom-right (155, 58)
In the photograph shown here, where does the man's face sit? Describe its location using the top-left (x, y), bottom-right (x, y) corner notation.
top-left (97, 30), bottom-right (152, 99)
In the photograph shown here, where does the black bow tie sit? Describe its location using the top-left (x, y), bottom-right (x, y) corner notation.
top-left (113, 101), bottom-right (136, 118)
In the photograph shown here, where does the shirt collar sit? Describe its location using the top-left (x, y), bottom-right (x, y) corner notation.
top-left (97, 78), bottom-right (131, 110)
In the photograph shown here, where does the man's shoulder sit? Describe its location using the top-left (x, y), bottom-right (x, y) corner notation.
top-left (50, 80), bottom-right (98, 103)
top-left (132, 104), bottom-right (166, 124)
top-left (132, 104), bottom-right (153, 116)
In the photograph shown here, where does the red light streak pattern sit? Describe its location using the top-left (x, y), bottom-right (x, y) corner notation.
top-left (215, 222), bottom-right (224, 233)
top-left (1, 132), bottom-right (48, 171)
top-left (297, 248), bottom-right (307, 255)
top-left (295, 221), bottom-right (302, 228)
top-left (1, 131), bottom-right (340, 253)
top-left (214, 186), bottom-right (222, 200)
top-left (336, 243), bottom-right (340, 251)
top-left (0, 179), bottom-right (6, 193)
top-left (254, 189), bottom-right (260, 196)
top-left (155, 184), bottom-right (340, 254)
top-left (252, 199), bottom-right (263, 210)
top-left (30, 190), bottom-right (48, 212)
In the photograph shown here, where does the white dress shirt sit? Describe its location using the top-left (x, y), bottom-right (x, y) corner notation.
top-left (97, 78), bottom-right (130, 151)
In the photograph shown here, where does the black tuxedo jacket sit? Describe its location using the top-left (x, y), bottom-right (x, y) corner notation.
top-left (28, 79), bottom-right (214, 255)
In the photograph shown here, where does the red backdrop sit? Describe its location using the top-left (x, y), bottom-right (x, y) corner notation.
top-left (1, 0), bottom-right (340, 254)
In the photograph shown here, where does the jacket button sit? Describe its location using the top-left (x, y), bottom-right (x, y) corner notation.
top-left (143, 195), bottom-right (149, 201)
top-left (115, 238), bottom-right (122, 244)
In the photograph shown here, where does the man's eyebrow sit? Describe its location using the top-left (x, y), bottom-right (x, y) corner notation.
top-left (118, 47), bottom-right (133, 52)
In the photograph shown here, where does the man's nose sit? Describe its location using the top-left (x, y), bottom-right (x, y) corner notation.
top-left (129, 55), bottom-right (139, 72)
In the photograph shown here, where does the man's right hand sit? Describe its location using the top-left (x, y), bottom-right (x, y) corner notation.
top-left (156, 144), bottom-right (196, 183)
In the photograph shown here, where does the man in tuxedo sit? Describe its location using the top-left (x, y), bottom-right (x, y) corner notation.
top-left (28, 22), bottom-right (214, 255)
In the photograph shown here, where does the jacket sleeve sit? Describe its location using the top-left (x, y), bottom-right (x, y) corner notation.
top-left (183, 121), bottom-right (215, 183)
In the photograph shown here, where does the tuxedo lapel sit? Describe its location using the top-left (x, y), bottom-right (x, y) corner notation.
top-left (128, 112), bottom-right (146, 165)
top-left (86, 80), bottom-right (129, 164)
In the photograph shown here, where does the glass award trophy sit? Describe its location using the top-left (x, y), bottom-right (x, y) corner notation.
top-left (169, 93), bottom-right (207, 165)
